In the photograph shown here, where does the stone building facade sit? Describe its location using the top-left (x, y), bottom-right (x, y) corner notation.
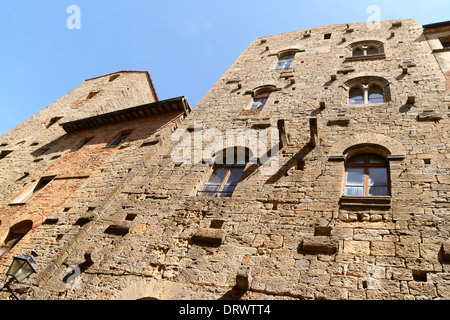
top-left (1, 19), bottom-right (449, 300)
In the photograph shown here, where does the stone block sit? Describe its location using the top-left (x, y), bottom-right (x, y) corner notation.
top-left (344, 241), bottom-right (370, 256)
top-left (301, 237), bottom-right (339, 255)
top-left (191, 228), bottom-right (226, 246)
top-left (371, 241), bottom-right (396, 256)
top-left (441, 242), bottom-right (450, 262)
top-left (236, 265), bottom-right (252, 290)
top-left (104, 221), bottom-right (132, 236)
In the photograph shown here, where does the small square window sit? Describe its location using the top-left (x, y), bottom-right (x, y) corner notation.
top-left (324, 33), bottom-right (332, 40)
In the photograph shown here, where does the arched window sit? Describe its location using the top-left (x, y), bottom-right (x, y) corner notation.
top-left (349, 87), bottom-right (364, 105)
top-left (344, 154), bottom-right (389, 196)
top-left (251, 91), bottom-right (270, 110)
top-left (198, 148), bottom-right (248, 198)
top-left (249, 86), bottom-right (278, 111)
top-left (275, 49), bottom-right (301, 70)
top-left (352, 48), bottom-right (364, 57)
top-left (275, 54), bottom-right (295, 70)
top-left (367, 47), bottom-right (379, 55)
top-left (368, 85), bottom-right (384, 104)
top-left (0, 220), bottom-right (33, 260)
top-left (345, 77), bottom-right (390, 105)
top-left (349, 41), bottom-right (385, 59)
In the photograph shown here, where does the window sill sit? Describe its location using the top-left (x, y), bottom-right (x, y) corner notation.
top-left (240, 109), bottom-right (262, 117)
top-left (344, 53), bottom-right (386, 62)
top-left (432, 48), bottom-right (450, 53)
top-left (339, 196), bottom-right (391, 209)
top-left (346, 102), bottom-right (388, 107)
top-left (8, 202), bottom-right (27, 206)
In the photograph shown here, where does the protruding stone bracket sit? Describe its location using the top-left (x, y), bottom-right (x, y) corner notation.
top-left (417, 112), bottom-right (443, 122)
top-left (300, 237), bottom-right (339, 255)
top-left (191, 228), bottom-right (226, 247)
top-left (441, 242), bottom-right (450, 262)
top-left (236, 265), bottom-right (252, 290)
top-left (104, 221), bottom-right (132, 236)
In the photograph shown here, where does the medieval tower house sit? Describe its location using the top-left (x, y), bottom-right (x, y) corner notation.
top-left (0, 19), bottom-right (449, 300)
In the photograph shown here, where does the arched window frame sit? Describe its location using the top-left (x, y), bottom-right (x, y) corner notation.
top-left (274, 49), bottom-right (303, 71)
top-left (345, 77), bottom-right (391, 105)
top-left (346, 40), bottom-right (386, 61)
top-left (247, 85), bottom-right (279, 111)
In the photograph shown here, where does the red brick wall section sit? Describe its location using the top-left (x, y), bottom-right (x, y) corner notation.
top-left (446, 71), bottom-right (450, 90)
top-left (0, 112), bottom-right (182, 267)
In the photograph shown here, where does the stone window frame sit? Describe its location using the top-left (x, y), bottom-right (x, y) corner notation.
top-left (246, 85), bottom-right (280, 112)
top-left (273, 49), bottom-right (305, 71)
top-left (9, 176), bottom-right (57, 205)
top-left (344, 76), bottom-right (391, 105)
top-left (0, 220), bottom-right (33, 260)
top-left (329, 135), bottom-right (406, 209)
top-left (274, 49), bottom-right (302, 71)
top-left (345, 40), bottom-right (386, 62)
top-left (343, 153), bottom-right (391, 197)
top-left (107, 130), bottom-right (133, 148)
top-left (72, 137), bottom-right (94, 152)
top-left (339, 145), bottom-right (393, 208)
top-left (198, 147), bottom-right (250, 198)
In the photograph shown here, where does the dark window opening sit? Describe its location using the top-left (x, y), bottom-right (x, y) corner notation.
top-left (46, 117), bottom-right (63, 129)
top-left (86, 91), bottom-right (100, 100)
top-left (73, 138), bottom-right (93, 151)
top-left (109, 74), bottom-right (121, 82)
top-left (368, 85), bottom-right (384, 104)
top-left (0, 150), bottom-right (12, 160)
top-left (108, 132), bottom-right (131, 148)
top-left (349, 87), bottom-right (364, 105)
top-left (11, 176), bottom-right (56, 204)
top-left (324, 33), bottom-right (332, 40)
top-left (0, 220), bottom-right (33, 260)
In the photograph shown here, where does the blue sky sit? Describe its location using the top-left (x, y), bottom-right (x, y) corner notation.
top-left (0, 0), bottom-right (449, 137)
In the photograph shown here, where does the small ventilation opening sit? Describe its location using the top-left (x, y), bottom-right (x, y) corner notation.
top-left (413, 270), bottom-right (427, 282)
top-left (46, 117), bottom-right (63, 128)
top-left (210, 220), bottom-right (224, 229)
top-left (314, 226), bottom-right (332, 237)
top-left (86, 91), bottom-right (100, 100)
top-left (125, 213), bottom-right (137, 221)
top-left (109, 74), bottom-right (121, 82)
top-left (324, 33), bottom-right (332, 40)
top-left (0, 150), bottom-right (12, 160)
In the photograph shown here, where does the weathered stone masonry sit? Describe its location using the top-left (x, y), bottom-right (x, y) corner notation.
top-left (1, 19), bottom-right (450, 300)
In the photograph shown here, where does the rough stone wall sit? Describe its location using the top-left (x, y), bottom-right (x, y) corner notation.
top-left (0, 71), bottom-right (157, 207)
top-left (0, 71), bottom-right (184, 299)
top-left (2, 19), bottom-right (450, 301)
